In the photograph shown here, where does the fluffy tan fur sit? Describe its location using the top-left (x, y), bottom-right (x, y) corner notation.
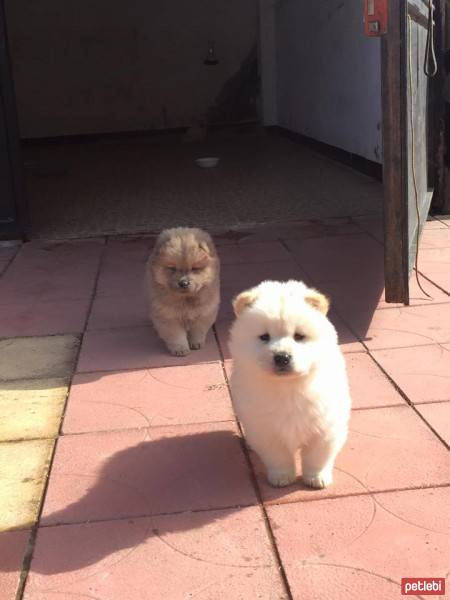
top-left (146, 227), bottom-right (220, 355)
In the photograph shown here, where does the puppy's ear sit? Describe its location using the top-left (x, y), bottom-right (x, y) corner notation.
top-left (153, 235), bottom-right (169, 256)
top-left (233, 289), bottom-right (258, 317)
top-left (304, 288), bottom-right (330, 315)
top-left (198, 242), bottom-right (211, 256)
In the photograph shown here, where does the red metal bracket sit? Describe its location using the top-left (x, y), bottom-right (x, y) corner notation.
top-left (364, 0), bottom-right (388, 36)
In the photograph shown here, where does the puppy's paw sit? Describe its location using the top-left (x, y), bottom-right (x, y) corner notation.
top-left (267, 468), bottom-right (296, 488)
top-left (302, 470), bottom-right (333, 489)
top-left (189, 339), bottom-right (204, 350)
top-left (168, 344), bottom-right (190, 356)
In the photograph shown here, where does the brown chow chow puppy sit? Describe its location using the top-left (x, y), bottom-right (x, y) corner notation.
top-left (146, 227), bottom-right (220, 356)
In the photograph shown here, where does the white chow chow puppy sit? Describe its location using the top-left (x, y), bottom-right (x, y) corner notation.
top-left (229, 280), bottom-right (351, 489)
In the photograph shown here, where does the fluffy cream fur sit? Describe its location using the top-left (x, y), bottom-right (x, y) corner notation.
top-left (229, 280), bottom-right (351, 488)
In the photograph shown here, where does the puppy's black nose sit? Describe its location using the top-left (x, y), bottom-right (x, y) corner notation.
top-left (178, 278), bottom-right (190, 289)
top-left (274, 352), bottom-right (291, 368)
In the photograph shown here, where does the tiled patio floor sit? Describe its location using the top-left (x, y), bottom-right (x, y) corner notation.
top-left (0, 215), bottom-right (449, 600)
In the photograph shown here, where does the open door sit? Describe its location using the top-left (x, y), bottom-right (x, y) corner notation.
top-left (0, 0), bottom-right (28, 239)
top-left (381, 0), bottom-right (436, 303)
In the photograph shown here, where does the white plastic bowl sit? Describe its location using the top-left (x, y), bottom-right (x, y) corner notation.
top-left (195, 157), bottom-right (220, 168)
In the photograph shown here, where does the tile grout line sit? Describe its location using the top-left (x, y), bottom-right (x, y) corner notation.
top-left (2, 398), bottom-right (428, 447)
top-left (334, 302), bottom-right (450, 450)
top-left (58, 237), bottom-right (110, 437)
top-left (0, 243), bottom-right (22, 277)
top-left (2, 359), bottom-right (224, 382)
top-left (256, 481), bottom-right (450, 508)
top-left (10, 482), bottom-right (450, 535)
top-left (413, 398), bottom-right (450, 406)
top-left (416, 269), bottom-right (450, 298)
top-left (274, 239), bottom-right (450, 445)
top-left (36, 502), bottom-right (260, 531)
top-left (348, 216), bottom-right (384, 247)
top-left (280, 230), bottom-right (450, 311)
top-left (212, 323), bottom-right (295, 600)
top-left (15, 236), bottom-right (109, 600)
top-left (367, 352), bottom-right (450, 451)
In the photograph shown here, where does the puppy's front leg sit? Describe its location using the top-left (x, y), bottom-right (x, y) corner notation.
top-left (301, 432), bottom-right (346, 489)
top-left (153, 319), bottom-right (190, 356)
top-left (253, 439), bottom-right (296, 488)
top-left (187, 314), bottom-right (215, 350)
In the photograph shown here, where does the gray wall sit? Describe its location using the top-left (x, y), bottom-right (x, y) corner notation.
top-left (6, 0), bottom-right (258, 138)
top-left (276, 0), bottom-right (382, 163)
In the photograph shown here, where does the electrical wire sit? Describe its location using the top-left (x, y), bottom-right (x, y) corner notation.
top-left (424, 0), bottom-right (438, 77)
top-left (408, 14), bottom-right (432, 298)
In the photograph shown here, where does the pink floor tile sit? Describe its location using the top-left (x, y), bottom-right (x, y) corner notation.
top-left (420, 227), bottom-right (450, 248)
top-left (285, 234), bottom-right (384, 284)
top-left (0, 298), bottom-right (89, 337)
top-left (0, 239), bottom-right (104, 305)
top-left (25, 507), bottom-right (286, 600)
top-left (218, 241), bottom-right (291, 264)
top-left (372, 344), bottom-right (450, 404)
top-left (0, 246), bottom-right (18, 276)
top-left (77, 326), bottom-right (221, 372)
top-left (279, 218), bottom-right (361, 241)
top-left (417, 247), bottom-right (450, 294)
top-left (437, 215), bottom-right (450, 227)
top-left (330, 313), bottom-right (367, 353)
top-left (253, 406), bottom-right (450, 505)
top-left (352, 216), bottom-right (384, 244)
top-left (213, 231), bottom-right (250, 245)
top-left (347, 303), bottom-right (450, 350)
top-left (218, 287), bottom-right (239, 320)
top-left (223, 358), bottom-right (233, 381)
top-left (0, 529), bottom-right (30, 600)
top-left (214, 319), bottom-right (238, 361)
top-left (0, 243), bottom-right (19, 261)
top-left (215, 219), bottom-right (360, 245)
top-left (346, 353), bottom-right (405, 409)
top-left (106, 237), bottom-right (154, 253)
top-left (416, 402), bottom-right (450, 445)
top-left (268, 487), bottom-right (450, 600)
top-left (42, 422), bottom-right (256, 525)
top-left (87, 292), bottom-right (148, 330)
top-left (95, 238), bottom-right (151, 297)
top-left (0, 259), bottom-right (10, 276)
top-left (321, 273), bottom-right (448, 316)
top-left (221, 259), bottom-right (306, 289)
top-left (424, 218), bottom-right (448, 229)
top-left (64, 363), bottom-right (234, 433)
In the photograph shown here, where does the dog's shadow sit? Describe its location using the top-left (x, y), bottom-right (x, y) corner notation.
top-left (20, 429), bottom-right (303, 575)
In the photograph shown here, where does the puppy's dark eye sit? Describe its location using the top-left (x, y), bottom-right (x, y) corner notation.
top-left (167, 267), bottom-right (177, 273)
top-left (259, 333), bottom-right (270, 342)
top-left (191, 267), bottom-right (203, 273)
top-left (294, 333), bottom-right (306, 342)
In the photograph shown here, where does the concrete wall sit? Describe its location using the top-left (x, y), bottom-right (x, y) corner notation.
top-left (5, 0), bottom-right (258, 138)
top-left (275, 0), bottom-right (382, 163)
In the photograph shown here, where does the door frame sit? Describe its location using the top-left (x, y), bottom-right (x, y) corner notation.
top-left (381, 0), bottom-right (442, 304)
top-left (381, 0), bottom-right (409, 303)
top-left (430, 0), bottom-right (449, 214)
top-left (0, 0), bottom-right (28, 240)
